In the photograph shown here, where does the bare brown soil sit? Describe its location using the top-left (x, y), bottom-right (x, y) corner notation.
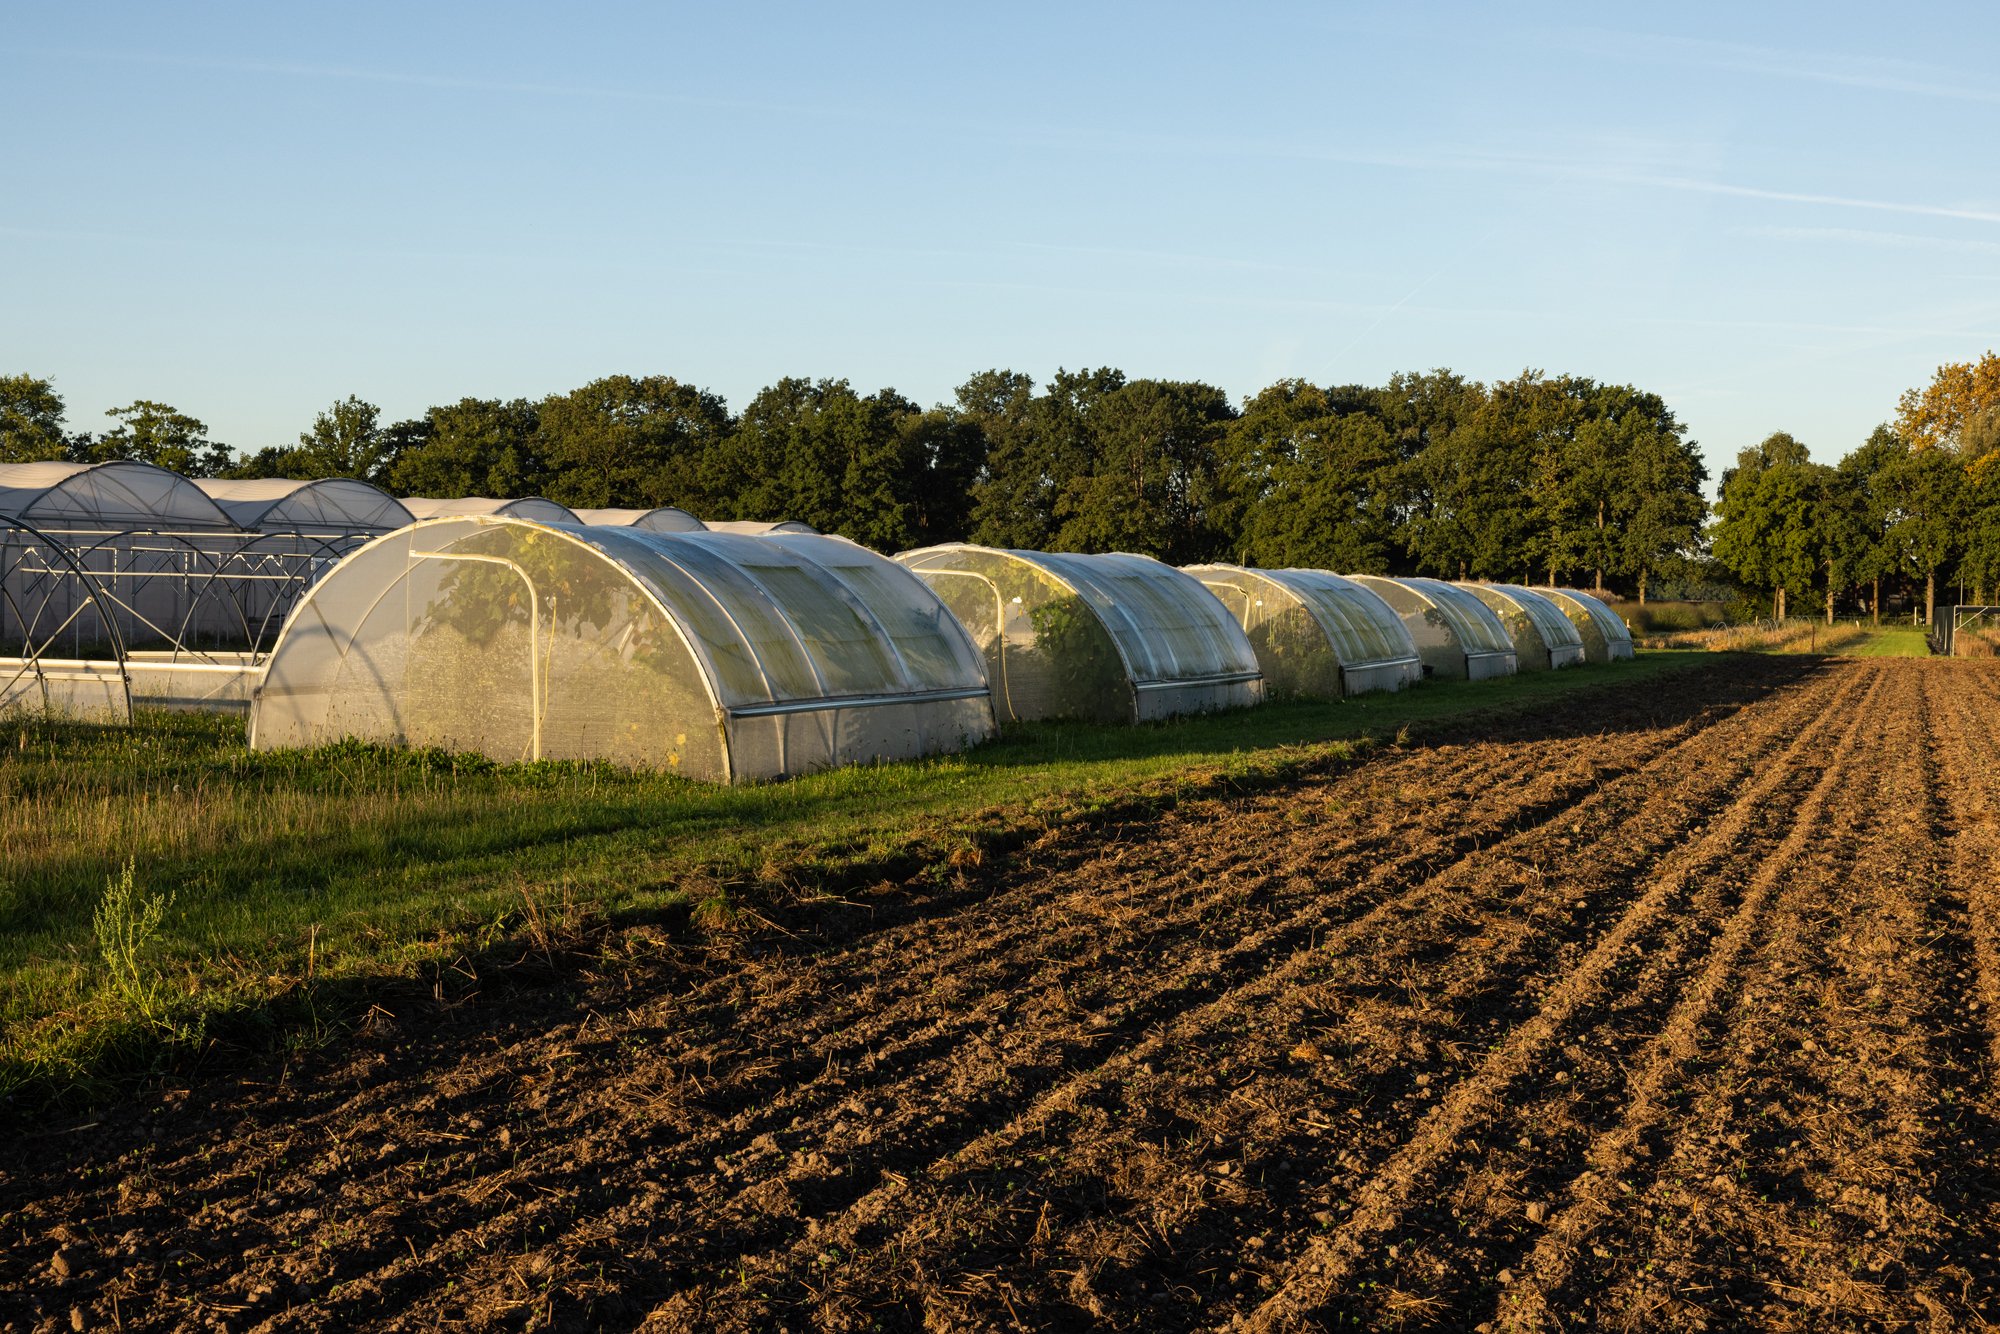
top-left (6, 656), bottom-right (2000, 1332)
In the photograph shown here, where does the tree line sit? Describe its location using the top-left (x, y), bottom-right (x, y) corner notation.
top-left (1712, 352), bottom-right (2000, 625)
top-left (0, 367), bottom-right (1713, 595)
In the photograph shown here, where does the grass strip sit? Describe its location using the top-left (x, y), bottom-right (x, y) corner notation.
top-left (1826, 625), bottom-right (1933, 658)
top-left (0, 653), bottom-right (1707, 1113)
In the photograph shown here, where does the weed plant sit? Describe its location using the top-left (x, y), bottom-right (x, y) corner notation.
top-left (92, 861), bottom-right (174, 1030)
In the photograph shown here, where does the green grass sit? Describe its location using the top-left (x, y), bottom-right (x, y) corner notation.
top-left (0, 653), bottom-right (1704, 1109)
top-left (1824, 625), bottom-right (1933, 657)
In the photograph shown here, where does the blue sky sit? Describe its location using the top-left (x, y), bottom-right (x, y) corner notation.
top-left (7, 2), bottom-right (1999, 483)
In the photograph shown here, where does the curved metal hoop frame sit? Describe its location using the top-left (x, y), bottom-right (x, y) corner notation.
top-left (0, 515), bottom-right (136, 723)
top-left (0, 516), bottom-right (382, 723)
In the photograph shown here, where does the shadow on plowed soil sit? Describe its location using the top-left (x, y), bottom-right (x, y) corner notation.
top-left (16, 654), bottom-right (1988, 1334)
top-left (4, 657), bottom-right (1823, 1125)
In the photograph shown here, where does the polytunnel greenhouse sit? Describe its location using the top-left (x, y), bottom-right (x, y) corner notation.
top-left (0, 460), bottom-right (239, 534)
top-left (249, 518), bottom-right (997, 781)
top-left (1182, 565), bottom-right (1421, 698)
top-left (1463, 584), bottom-right (1586, 671)
top-left (894, 544), bottom-right (1263, 724)
top-left (0, 461), bottom-right (250, 658)
top-left (197, 479), bottom-right (412, 534)
top-left (194, 479), bottom-right (415, 652)
top-left (1346, 576), bottom-right (1518, 681)
top-left (706, 519), bottom-right (819, 536)
top-left (401, 496), bottom-right (581, 523)
top-left (0, 463), bottom-right (422, 720)
top-left (568, 507), bottom-right (707, 532)
top-left (1538, 588), bottom-right (1636, 663)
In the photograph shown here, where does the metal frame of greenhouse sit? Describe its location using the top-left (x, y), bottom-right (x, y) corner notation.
top-left (0, 463), bottom-right (414, 719)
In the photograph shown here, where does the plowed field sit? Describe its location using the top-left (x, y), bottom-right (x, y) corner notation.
top-left (7, 656), bottom-right (2000, 1332)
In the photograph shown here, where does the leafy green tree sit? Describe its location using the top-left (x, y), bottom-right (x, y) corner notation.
top-left (537, 375), bottom-right (731, 510)
top-left (1397, 374), bottom-right (1544, 581)
top-left (968, 368), bottom-right (1125, 550)
top-left (218, 444), bottom-right (314, 479)
top-left (824, 388), bottom-right (922, 550)
top-left (1880, 443), bottom-right (1968, 624)
top-left (1809, 462), bottom-right (1873, 623)
top-left (1527, 381), bottom-right (1704, 597)
top-left (293, 395), bottom-right (388, 481)
top-left (1218, 380), bottom-right (1398, 571)
top-left (1712, 432), bottom-right (1820, 619)
top-left (1836, 425), bottom-right (1907, 622)
top-left (1520, 378), bottom-right (1612, 588)
top-left (1366, 368), bottom-right (1479, 462)
top-left (1617, 423), bottom-right (1710, 603)
top-left (386, 398), bottom-right (545, 499)
top-left (374, 416), bottom-right (434, 484)
top-left (0, 374), bottom-right (70, 463)
top-left (81, 400), bottom-right (230, 476)
top-left (1363, 370), bottom-right (1483, 574)
top-left (708, 378), bottom-right (924, 549)
top-left (1051, 378), bottom-right (1235, 564)
top-left (950, 369), bottom-right (1038, 546)
top-left (895, 408), bottom-right (986, 546)
top-left (1960, 455), bottom-right (2000, 604)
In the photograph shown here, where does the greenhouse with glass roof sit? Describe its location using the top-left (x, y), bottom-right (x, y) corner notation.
top-left (1182, 565), bottom-right (1421, 698)
top-left (895, 545), bottom-right (1263, 724)
top-left (1464, 584), bottom-right (1587, 671)
top-left (1539, 588), bottom-right (1636, 663)
top-left (250, 518), bottom-right (996, 781)
top-left (1345, 575), bottom-right (1518, 681)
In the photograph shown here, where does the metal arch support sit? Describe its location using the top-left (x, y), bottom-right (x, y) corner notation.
top-left (64, 527), bottom-right (258, 654)
top-left (408, 549), bottom-right (545, 762)
top-left (58, 525), bottom-right (354, 659)
top-left (0, 515), bottom-right (135, 724)
top-left (225, 529), bottom-right (361, 653)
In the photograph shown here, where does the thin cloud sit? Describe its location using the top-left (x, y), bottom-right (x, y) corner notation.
top-left (1554, 29), bottom-right (2000, 107)
top-left (1734, 225), bottom-right (2000, 255)
top-left (33, 44), bottom-right (2000, 242)
top-left (1612, 174), bottom-right (2000, 226)
top-left (997, 123), bottom-right (2000, 230)
top-left (31, 45), bottom-right (823, 118)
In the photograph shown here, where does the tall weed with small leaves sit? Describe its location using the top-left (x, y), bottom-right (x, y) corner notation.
top-left (93, 861), bottom-right (176, 1030)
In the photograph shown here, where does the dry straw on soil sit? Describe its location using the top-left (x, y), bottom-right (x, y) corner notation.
top-left (1639, 619), bottom-right (1868, 653)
